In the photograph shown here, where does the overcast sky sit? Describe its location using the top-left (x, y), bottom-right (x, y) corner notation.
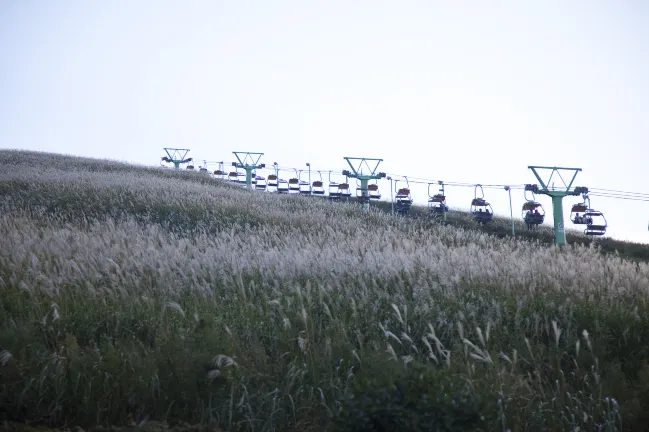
top-left (2, 0), bottom-right (648, 242)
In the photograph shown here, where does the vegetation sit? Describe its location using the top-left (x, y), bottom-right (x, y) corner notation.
top-left (2, 150), bottom-right (649, 431)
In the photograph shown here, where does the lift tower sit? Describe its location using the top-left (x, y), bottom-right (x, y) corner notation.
top-left (232, 152), bottom-right (265, 189)
top-left (162, 148), bottom-right (192, 169)
top-left (342, 157), bottom-right (386, 211)
top-left (527, 166), bottom-right (588, 246)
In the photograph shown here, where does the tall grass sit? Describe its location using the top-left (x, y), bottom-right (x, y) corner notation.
top-left (2, 150), bottom-right (649, 431)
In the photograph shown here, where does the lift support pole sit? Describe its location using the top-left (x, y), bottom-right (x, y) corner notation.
top-left (163, 148), bottom-right (192, 169)
top-left (504, 186), bottom-right (515, 236)
top-left (233, 152), bottom-right (265, 189)
top-left (528, 166), bottom-right (588, 246)
top-left (342, 157), bottom-right (386, 211)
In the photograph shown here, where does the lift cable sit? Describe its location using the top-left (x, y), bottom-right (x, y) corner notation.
top-left (227, 161), bottom-right (649, 204)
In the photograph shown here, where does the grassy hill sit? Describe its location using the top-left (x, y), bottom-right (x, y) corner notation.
top-left (2, 150), bottom-right (649, 431)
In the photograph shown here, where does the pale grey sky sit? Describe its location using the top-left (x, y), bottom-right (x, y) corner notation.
top-left (2, 0), bottom-right (648, 242)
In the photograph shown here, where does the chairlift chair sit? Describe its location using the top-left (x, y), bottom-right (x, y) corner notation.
top-left (395, 188), bottom-right (413, 215)
top-left (267, 174), bottom-right (279, 189)
top-left (368, 182), bottom-right (381, 199)
top-left (228, 171), bottom-right (239, 182)
top-left (583, 209), bottom-right (607, 236)
top-left (393, 177), bottom-right (413, 215)
top-left (210, 162), bottom-right (226, 179)
top-left (299, 182), bottom-right (311, 195)
top-left (312, 180), bottom-right (325, 195)
top-left (570, 201), bottom-right (590, 224)
top-left (288, 169), bottom-right (300, 194)
top-left (338, 182), bottom-right (352, 199)
top-left (186, 164), bottom-right (195, 170)
top-left (522, 201), bottom-right (545, 229)
top-left (254, 175), bottom-right (267, 191)
top-left (298, 169), bottom-right (311, 195)
top-left (328, 172), bottom-right (341, 199)
top-left (311, 172), bottom-right (325, 196)
top-left (522, 186), bottom-right (545, 229)
top-left (288, 178), bottom-right (300, 193)
top-left (427, 183), bottom-right (448, 217)
top-left (471, 185), bottom-right (493, 224)
top-left (278, 179), bottom-right (289, 194)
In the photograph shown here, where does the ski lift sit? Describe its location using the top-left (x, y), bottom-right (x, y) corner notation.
top-left (278, 179), bottom-right (289, 194)
top-left (571, 194), bottom-right (607, 235)
top-left (311, 172), bottom-right (325, 196)
top-left (394, 177), bottom-right (413, 215)
top-left (356, 179), bottom-right (382, 203)
top-left (570, 196), bottom-right (590, 224)
top-left (428, 182), bottom-right (448, 216)
top-left (299, 169), bottom-right (311, 195)
top-left (395, 188), bottom-right (413, 215)
top-left (236, 172), bottom-right (247, 185)
top-left (209, 162), bottom-right (226, 179)
top-left (228, 171), bottom-right (238, 182)
top-left (186, 164), bottom-right (195, 170)
top-left (288, 169), bottom-right (300, 194)
top-left (368, 183), bottom-right (381, 199)
top-left (339, 182), bottom-right (352, 199)
top-left (471, 185), bottom-right (493, 224)
top-left (522, 185), bottom-right (545, 229)
top-left (584, 210), bottom-right (607, 236)
top-left (328, 172), bottom-right (351, 199)
top-left (328, 172), bottom-right (341, 198)
top-left (254, 175), bottom-right (267, 191)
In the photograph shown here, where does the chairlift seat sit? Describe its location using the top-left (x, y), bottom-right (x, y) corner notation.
top-left (313, 181), bottom-right (323, 188)
top-left (522, 201), bottom-right (541, 211)
top-left (472, 198), bottom-right (487, 206)
top-left (429, 194), bottom-right (445, 203)
top-left (585, 225), bottom-right (606, 236)
top-left (396, 188), bottom-right (410, 196)
top-left (368, 184), bottom-right (379, 191)
top-left (474, 212), bottom-right (493, 223)
top-left (524, 213), bottom-right (544, 224)
top-left (430, 204), bottom-right (449, 214)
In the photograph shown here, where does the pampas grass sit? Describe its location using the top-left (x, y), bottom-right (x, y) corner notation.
top-left (1, 150), bottom-right (648, 431)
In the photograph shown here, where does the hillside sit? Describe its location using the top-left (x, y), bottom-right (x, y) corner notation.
top-left (2, 150), bottom-right (649, 431)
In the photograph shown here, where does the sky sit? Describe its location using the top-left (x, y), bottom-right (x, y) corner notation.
top-left (1, 0), bottom-right (648, 242)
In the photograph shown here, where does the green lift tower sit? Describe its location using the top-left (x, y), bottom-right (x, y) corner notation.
top-left (232, 152), bottom-right (265, 189)
top-left (161, 148), bottom-right (193, 169)
top-left (342, 157), bottom-right (386, 211)
top-left (527, 166), bottom-right (588, 246)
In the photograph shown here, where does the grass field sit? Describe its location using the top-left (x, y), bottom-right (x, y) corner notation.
top-left (2, 150), bottom-right (649, 431)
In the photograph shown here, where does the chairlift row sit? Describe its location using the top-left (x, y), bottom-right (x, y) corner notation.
top-left (161, 151), bottom-right (607, 237)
